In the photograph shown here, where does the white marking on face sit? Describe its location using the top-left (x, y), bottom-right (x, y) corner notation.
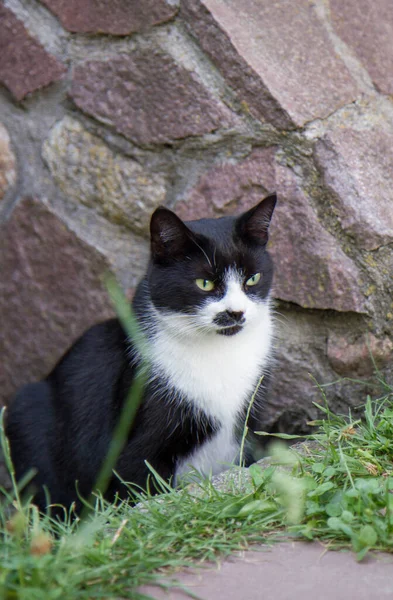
top-left (200, 268), bottom-right (260, 331)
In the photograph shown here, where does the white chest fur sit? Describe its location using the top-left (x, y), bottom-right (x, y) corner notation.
top-left (147, 296), bottom-right (273, 480)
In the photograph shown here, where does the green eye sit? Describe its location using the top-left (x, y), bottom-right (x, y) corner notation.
top-left (196, 279), bottom-right (215, 291)
top-left (246, 273), bottom-right (261, 287)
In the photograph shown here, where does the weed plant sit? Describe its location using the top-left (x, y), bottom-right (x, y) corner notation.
top-left (287, 391), bottom-right (393, 559)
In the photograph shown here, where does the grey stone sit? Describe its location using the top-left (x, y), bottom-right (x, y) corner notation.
top-left (0, 4), bottom-right (65, 101)
top-left (0, 123), bottom-right (16, 200)
top-left (264, 310), bottom-right (329, 431)
top-left (330, 0), bottom-right (393, 95)
top-left (39, 0), bottom-right (178, 35)
top-left (327, 332), bottom-right (393, 377)
top-left (181, 0), bottom-right (359, 128)
top-left (42, 117), bottom-right (168, 235)
top-left (0, 197), bottom-right (114, 407)
top-left (208, 440), bottom-right (323, 495)
top-left (70, 49), bottom-right (235, 146)
top-left (315, 122), bottom-right (393, 250)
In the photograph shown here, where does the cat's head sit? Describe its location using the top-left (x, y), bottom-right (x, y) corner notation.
top-left (147, 194), bottom-right (277, 338)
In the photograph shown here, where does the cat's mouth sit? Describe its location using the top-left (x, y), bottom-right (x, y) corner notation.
top-left (216, 324), bottom-right (244, 336)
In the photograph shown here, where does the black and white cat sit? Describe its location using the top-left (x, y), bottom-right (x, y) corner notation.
top-left (5, 193), bottom-right (277, 514)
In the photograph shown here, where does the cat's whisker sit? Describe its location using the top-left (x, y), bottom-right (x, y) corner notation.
top-left (164, 313), bottom-right (202, 319)
top-left (271, 309), bottom-right (290, 323)
top-left (270, 311), bottom-right (289, 323)
top-left (192, 238), bottom-right (213, 269)
top-left (212, 245), bottom-right (217, 268)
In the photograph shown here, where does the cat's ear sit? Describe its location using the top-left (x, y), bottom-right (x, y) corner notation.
top-left (235, 193), bottom-right (277, 245)
top-left (150, 207), bottom-right (194, 262)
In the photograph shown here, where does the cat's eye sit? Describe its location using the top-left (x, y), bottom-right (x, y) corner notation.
top-left (245, 273), bottom-right (261, 287)
top-left (196, 278), bottom-right (215, 291)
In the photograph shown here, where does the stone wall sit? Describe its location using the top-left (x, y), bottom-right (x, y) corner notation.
top-left (1, 0), bottom-right (393, 436)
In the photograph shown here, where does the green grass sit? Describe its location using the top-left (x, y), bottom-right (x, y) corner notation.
top-left (0, 428), bottom-right (283, 600)
top-left (286, 390), bottom-right (393, 559)
top-left (2, 382), bottom-right (393, 598)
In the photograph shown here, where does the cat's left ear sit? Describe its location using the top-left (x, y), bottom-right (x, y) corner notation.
top-left (150, 206), bottom-right (195, 262)
top-left (235, 193), bottom-right (277, 245)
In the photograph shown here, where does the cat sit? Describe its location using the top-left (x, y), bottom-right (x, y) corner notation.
top-left (5, 193), bottom-right (277, 515)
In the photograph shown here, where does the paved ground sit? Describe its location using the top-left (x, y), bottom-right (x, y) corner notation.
top-left (140, 541), bottom-right (393, 600)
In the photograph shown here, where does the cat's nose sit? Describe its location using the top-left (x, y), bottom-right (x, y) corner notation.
top-left (213, 310), bottom-right (246, 327)
top-left (226, 310), bottom-right (245, 324)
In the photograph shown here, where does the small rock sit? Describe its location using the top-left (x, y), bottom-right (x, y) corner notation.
top-left (327, 332), bottom-right (393, 377)
top-left (0, 123), bottom-right (16, 200)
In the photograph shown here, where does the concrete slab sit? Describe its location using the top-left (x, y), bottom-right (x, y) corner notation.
top-left (140, 542), bottom-right (393, 600)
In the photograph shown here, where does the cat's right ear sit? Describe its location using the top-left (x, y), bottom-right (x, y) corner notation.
top-left (235, 193), bottom-right (277, 246)
top-left (150, 207), bottom-right (194, 262)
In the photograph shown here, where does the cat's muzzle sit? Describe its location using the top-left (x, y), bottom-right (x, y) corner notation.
top-left (213, 310), bottom-right (245, 336)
